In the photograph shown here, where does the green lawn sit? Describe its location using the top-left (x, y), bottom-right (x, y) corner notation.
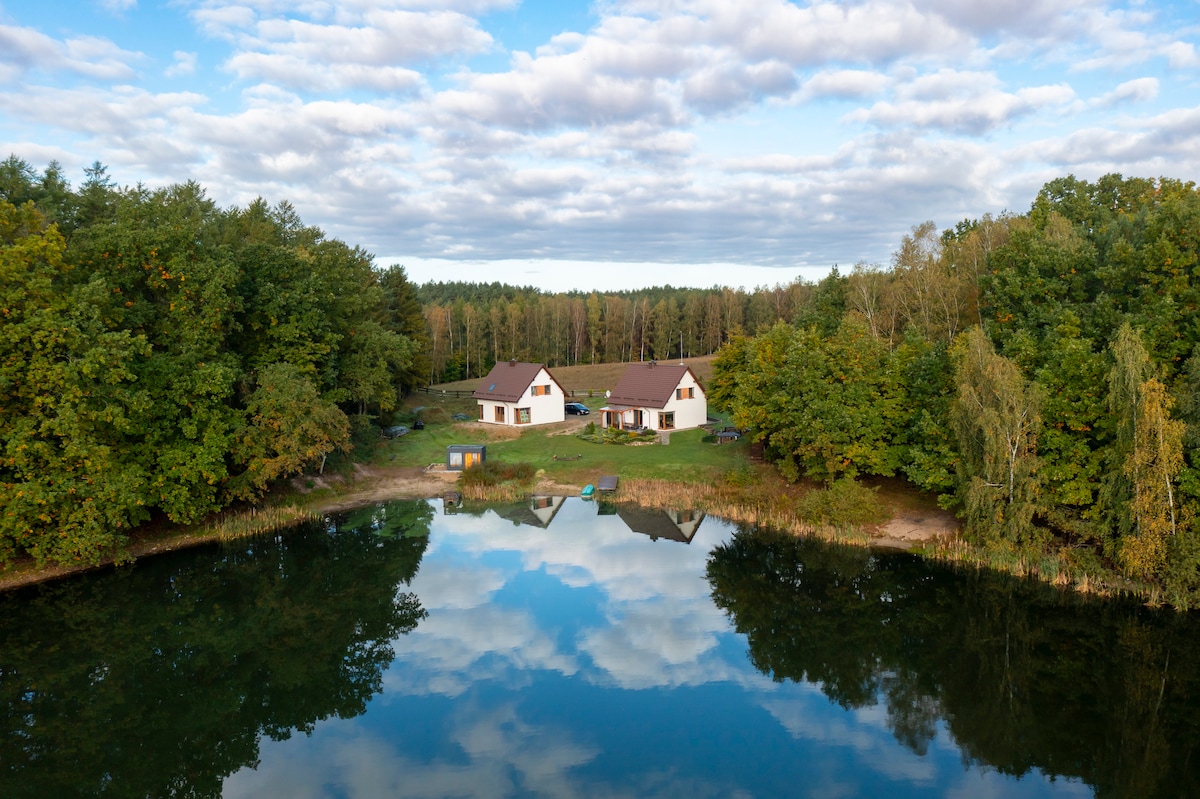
top-left (368, 403), bottom-right (747, 487)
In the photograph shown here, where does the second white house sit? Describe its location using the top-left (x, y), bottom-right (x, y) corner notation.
top-left (599, 361), bottom-right (707, 432)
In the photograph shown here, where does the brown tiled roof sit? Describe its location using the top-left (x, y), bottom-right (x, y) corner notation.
top-left (605, 362), bottom-right (700, 409)
top-left (472, 361), bottom-right (562, 402)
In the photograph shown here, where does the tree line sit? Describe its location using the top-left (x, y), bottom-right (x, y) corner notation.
top-left (1, 157), bottom-right (425, 567)
top-left (710, 175), bottom-right (1200, 607)
top-left (416, 281), bottom-right (818, 383)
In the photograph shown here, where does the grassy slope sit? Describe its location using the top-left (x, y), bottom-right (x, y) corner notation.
top-left (428, 354), bottom-right (718, 394)
top-left (379, 355), bottom-right (734, 485)
top-left (374, 386), bottom-right (741, 487)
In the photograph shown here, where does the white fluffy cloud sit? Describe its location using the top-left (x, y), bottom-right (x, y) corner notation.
top-left (2, 0), bottom-right (1199, 280)
top-left (0, 24), bottom-right (140, 80)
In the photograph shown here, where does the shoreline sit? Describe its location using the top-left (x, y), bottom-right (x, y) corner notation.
top-left (0, 464), bottom-right (954, 593)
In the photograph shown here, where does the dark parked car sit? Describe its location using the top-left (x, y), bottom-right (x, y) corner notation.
top-left (564, 402), bottom-right (590, 415)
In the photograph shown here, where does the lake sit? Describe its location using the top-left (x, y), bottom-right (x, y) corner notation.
top-left (2, 497), bottom-right (1198, 798)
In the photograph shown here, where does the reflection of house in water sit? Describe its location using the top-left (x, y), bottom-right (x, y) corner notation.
top-left (616, 507), bottom-right (705, 544)
top-left (495, 495), bottom-right (566, 528)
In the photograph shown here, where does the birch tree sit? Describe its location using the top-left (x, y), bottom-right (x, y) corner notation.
top-left (951, 327), bottom-right (1043, 546)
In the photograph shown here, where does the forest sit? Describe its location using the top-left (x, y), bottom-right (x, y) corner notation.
top-left (7, 156), bottom-right (1200, 606)
top-left (405, 175), bottom-right (1200, 606)
top-left (1, 157), bottom-right (425, 567)
top-left (415, 279), bottom-right (811, 383)
top-left (704, 175), bottom-right (1200, 607)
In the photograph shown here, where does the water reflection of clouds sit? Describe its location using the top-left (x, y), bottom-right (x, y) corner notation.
top-left (224, 708), bottom-right (602, 799)
top-left (390, 500), bottom-right (758, 695)
top-left (384, 604), bottom-right (578, 698)
top-left (762, 697), bottom-right (938, 785)
top-left (222, 499), bottom-right (1091, 798)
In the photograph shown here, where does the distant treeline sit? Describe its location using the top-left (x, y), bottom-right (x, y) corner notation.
top-left (415, 281), bottom-right (816, 383)
top-left (1, 156), bottom-right (426, 566)
top-left (709, 175), bottom-right (1200, 607)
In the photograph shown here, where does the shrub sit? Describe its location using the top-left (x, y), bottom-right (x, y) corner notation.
top-left (796, 478), bottom-right (886, 528)
top-left (349, 413), bottom-right (378, 448)
top-left (459, 460), bottom-right (536, 488)
top-left (720, 462), bottom-right (759, 487)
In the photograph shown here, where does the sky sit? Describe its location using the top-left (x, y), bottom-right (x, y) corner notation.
top-left (2, 1), bottom-right (1199, 292)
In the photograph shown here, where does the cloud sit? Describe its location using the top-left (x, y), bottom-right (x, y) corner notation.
top-left (0, 25), bottom-right (140, 80)
top-left (798, 69), bottom-right (891, 101)
top-left (165, 51), bottom-right (197, 78)
top-left (913, 0), bottom-right (1096, 37)
top-left (1089, 77), bottom-right (1158, 108)
top-left (99, 0), bottom-right (137, 12)
top-left (845, 70), bottom-right (1076, 134)
top-left (190, 5), bottom-right (497, 92)
top-left (682, 58), bottom-right (797, 113)
top-left (1012, 106), bottom-right (1200, 171)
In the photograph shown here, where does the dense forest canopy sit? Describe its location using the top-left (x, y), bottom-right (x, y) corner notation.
top-left (7, 156), bottom-right (1200, 605)
top-left (1, 156), bottom-right (424, 567)
top-left (415, 279), bottom-right (815, 383)
top-left (707, 174), bottom-right (1200, 606)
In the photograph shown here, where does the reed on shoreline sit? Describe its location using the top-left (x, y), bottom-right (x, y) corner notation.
top-left (207, 505), bottom-right (322, 542)
top-left (924, 535), bottom-right (1152, 603)
top-left (613, 477), bottom-right (873, 547)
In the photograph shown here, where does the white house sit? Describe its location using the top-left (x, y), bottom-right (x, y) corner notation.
top-left (473, 361), bottom-right (567, 426)
top-left (599, 361), bottom-right (707, 432)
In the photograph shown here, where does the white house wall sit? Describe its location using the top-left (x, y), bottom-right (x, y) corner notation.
top-left (476, 368), bottom-right (566, 426)
top-left (661, 371), bottom-right (707, 430)
top-left (524, 368), bottom-right (566, 425)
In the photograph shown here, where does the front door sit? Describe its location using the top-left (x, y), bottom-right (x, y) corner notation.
top-left (464, 452), bottom-right (480, 469)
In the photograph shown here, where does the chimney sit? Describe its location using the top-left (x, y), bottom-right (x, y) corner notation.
top-left (649, 360), bottom-right (656, 368)
top-left (509, 359), bottom-right (517, 367)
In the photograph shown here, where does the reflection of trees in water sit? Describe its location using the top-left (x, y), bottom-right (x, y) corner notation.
top-left (706, 526), bottom-right (1200, 799)
top-left (0, 500), bottom-right (433, 799)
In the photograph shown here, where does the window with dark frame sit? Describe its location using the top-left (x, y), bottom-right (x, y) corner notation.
top-left (659, 412), bottom-right (675, 429)
top-left (676, 386), bottom-right (694, 399)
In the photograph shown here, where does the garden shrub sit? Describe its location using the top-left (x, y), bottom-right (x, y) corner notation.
top-left (796, 478), bottom-right (887, 528)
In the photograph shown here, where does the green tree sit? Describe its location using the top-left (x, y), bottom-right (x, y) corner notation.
top-left (380, 264), bottom-right (430, 393)
top-left (232, 363), bottom-right (350, 497)
top-left (0, 201), bottom-right (151, 564)
top-left (1122, 378), bottom-right (1185, 580)
top-left (950, 327), bottom-right (1043, 547)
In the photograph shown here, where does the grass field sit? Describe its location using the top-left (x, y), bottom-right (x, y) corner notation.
top-left (427, 354), bottom-right (718, 395)
top-left (368, 403), bottom-right (744, 488)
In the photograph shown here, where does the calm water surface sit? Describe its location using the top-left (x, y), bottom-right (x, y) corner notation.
top-left (3, 498), bottom-right (1199, 798)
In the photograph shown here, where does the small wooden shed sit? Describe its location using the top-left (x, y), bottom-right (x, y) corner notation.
top-left (446, 444), bottom-right (486, 471)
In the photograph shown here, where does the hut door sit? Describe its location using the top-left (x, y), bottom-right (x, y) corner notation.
top-left (464, 451), bottom-right (480, 469)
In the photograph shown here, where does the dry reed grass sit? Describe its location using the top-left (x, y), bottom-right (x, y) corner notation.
top-left (921, 535), bottom-right (1156, 601)
top-left (460, 482), bottom-right (529, 502)
top-left (208, 505), bottom-right (321, 542)
top-left (614, 477), bottom-right (872, 546)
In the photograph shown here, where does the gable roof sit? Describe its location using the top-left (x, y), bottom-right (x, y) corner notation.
top-left (472, 361), bottom-right (562, 402)
top-left (606, 362), bottom-right (702, 409)
top-left (617, 507), bottom-right (699, 544)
